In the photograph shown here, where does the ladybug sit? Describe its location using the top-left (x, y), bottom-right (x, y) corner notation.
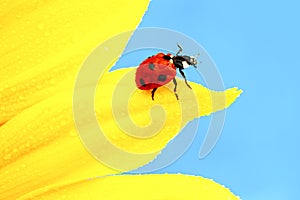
top-left (135, 44), bottom-right (198, 100)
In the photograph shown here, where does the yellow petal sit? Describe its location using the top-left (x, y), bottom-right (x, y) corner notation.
top-left (0, 1), bottom-right (242, 199)
top-left (95, 67), bottom-right (242, 154)
top-left (18, 174), bottom-right (239, 200)
top-left (0, 0), bottom-right (151, 198)
top-left (0, 0), bottom-right (150, 124)
top-left (0, 67), bottom-right (241, 199)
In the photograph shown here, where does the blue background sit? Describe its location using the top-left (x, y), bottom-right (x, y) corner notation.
top-left (118, 0), bottom-right (300, 199)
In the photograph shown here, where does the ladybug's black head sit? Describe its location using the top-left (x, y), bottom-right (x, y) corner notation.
top-left (171, 43), bottom-right (199, 69)
top-left (182, 55), bottom-right (197, 67)
top-left (172, 55), bottom-right (198, 69)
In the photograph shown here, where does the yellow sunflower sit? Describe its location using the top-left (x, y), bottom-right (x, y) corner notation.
top-left (0, 0), bottom-right (241, 199)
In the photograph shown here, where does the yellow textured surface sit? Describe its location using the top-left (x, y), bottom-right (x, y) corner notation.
top-left (0, 67), bottom-right (241, 199)
top-left (95, 67), bottom-right (242, 153)
top-left (0, 0), bottom-right (241, 199)
top-left (19, 174), bottom-right (239, 200)
top-left (0, 0), bottom-right (149, 124)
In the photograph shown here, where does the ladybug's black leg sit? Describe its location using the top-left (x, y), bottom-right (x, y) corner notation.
top-left (179, 69), bottom-right (192, 89)
top-left (172, 78), bottom-right (179, 100)
top-left (151, 88), bottom-right (157, 100)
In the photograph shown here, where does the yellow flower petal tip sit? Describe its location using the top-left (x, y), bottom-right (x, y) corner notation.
top-left (95, 67), bottom-right (242, 154)
top-left (18, 174), bottom-right (240, 200)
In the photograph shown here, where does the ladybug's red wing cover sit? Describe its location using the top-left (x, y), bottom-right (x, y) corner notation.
top-left (135, 53), bottom-right (176, 90)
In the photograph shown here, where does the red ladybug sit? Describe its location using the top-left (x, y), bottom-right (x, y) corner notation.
top-left (135, 44), bottom-right (198, 100)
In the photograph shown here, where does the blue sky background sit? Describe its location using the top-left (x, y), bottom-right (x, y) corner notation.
top-left (116, 0), bottom-right (300, 199)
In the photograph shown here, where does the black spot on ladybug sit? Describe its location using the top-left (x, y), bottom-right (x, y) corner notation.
top-left (163, 55), bottom-right (171, 60)
top-left (148, 63), bottom-right (155, 70)
top-left (157, 74), bottom-right (167, 82)
top-left (140, 78), bottom-right (146, 87)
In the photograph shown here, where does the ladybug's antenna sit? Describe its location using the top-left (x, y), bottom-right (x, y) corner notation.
top-left (193, 53), bottom-right (200, 58)
top-left (176, 43), bottom-right (183, 56)
top-left (193, 53), bottom-right (201, 68)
